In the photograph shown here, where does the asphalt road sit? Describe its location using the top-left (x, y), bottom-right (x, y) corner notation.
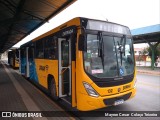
top-left (79, 74), bottom-right (160, 120)
top-left (130, 74), bottom-right (160, 111)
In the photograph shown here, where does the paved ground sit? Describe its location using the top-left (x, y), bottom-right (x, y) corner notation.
top-left (0, 61), bottom-right (77, 120)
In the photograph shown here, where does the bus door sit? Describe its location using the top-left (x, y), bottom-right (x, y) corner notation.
top-left (19, 49), bottom-right (21, 73)
top-left (25, 47), bottom-right (30, 78)
top-left (20, 48), bottom-right (26, 75)
top-left (28, 47), bottom-right (34, 80)
top-left (58, 38), bottom-right (71, 98)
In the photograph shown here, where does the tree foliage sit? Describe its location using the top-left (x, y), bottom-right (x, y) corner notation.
top-left (138, 48), bottom-right (148, 61)
top-left (141, 48), bottom-right (148, 55)
top-left (147, 43), bottom-right (160, 61)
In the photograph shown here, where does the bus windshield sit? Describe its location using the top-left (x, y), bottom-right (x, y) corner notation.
top-left (84, 34), bottom-right (134, 78)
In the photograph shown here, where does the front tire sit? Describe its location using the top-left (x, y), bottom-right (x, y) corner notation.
top-left (49, 78), bottom-right (58, 100)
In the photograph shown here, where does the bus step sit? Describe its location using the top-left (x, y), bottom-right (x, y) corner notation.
top-left (61, 96), bottom-right (71, 105)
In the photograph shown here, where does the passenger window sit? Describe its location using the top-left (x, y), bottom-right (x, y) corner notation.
top-left (36, 39), bottom-right (44, 58)
top-left (44, 36), bottom-right (57, 59)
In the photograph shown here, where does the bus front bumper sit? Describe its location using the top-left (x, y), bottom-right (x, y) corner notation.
top-left (77, 88), bottom-right (136, 111)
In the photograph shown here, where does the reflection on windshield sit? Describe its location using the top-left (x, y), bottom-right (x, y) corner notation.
top-left (84, 34), bottom-right (134, 78)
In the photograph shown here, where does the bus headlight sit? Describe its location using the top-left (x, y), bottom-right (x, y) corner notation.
top-left (83, 82), bottom-right (99, 97)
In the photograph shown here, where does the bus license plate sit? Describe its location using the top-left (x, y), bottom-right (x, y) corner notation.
top-left (114, 99), bottom-right (124, 106)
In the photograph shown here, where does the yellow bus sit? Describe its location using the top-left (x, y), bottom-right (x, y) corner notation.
top-left (20, 17), bottom-right (136, 111)
top-left (8, 49), bottom-right (19, 68)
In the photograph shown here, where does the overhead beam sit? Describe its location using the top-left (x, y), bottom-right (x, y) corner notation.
top-left (5, 0), bottom-right (16, 8)
top-left (0, 0), bottom-right (76, 53)
top-left (133, 32), bottom-right (160, 44)
top-left (0, 0), bottom-right (15, 14)
top-left (1, 0), bottom-right (26, 52)
top-left (23, 10), bottom-right (45, 21)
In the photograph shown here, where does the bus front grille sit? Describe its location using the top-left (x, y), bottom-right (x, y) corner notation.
top-left (103, 92), bottom-right (132, 106)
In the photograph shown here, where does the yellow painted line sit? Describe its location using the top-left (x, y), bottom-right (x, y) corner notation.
top-left (138, 81), bottom-right (160, 88)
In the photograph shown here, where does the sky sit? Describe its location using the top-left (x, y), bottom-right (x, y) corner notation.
top-left (13, 0), bottom-right (160, 48)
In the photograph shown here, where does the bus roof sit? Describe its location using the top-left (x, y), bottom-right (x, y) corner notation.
top-left (21, 17), bottom-right (130, 47)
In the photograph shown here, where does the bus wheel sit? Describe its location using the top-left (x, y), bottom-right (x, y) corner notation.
top-left (49, 78), bottom-right (58, 100)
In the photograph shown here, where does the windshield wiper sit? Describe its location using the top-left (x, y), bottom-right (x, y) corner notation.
top-left (117, 35), bottom-right (126, 66)
top-left (98, 32), bottom-right (104, 69)
top-left (122, 35), bottom-right (126, 56)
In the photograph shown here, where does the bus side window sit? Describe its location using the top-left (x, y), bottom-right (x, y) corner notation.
top-left (28, 47), bottom-right (34, 60)
top-left (36, 39), bottom-right (44, 59)
top-left (21, 49), bottom-right (26, 58)
top-left (44, 36), bottom-right (57, 59)
top-left (48, 48), bottom-right (55, 59)
top-left (44, 38), bottom-right (49, 59)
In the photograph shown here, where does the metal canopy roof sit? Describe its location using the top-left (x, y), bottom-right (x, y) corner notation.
top-left (131, 24), bottom-right (160, 44)
top-left (0, 0), bottom-right (75, 53)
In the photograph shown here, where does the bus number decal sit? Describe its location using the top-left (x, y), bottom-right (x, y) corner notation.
top-left (108, 89), bottom-right (113, 93)
top-left (123, 85), bottom-right (131, 90)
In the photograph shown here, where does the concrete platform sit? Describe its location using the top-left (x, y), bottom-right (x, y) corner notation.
top-left (0, 60), bottom-right (76, 120)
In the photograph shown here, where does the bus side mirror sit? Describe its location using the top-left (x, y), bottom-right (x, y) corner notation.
top-left (78, 34), bottom-right (87, 51)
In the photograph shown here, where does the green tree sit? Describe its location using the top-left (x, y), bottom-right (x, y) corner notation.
top-left (141, 48), bottom-right (148, 56)
top-left (147, 43), bottom-right (160, 61)
top-left (156, 43), bottom-right (160, 55)
top-left (141, 48), bottom-right (148, 66)
top-left (147, 43), bottom-right (160, 68)
top-left (137, 51), bottom-right (142, 65)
